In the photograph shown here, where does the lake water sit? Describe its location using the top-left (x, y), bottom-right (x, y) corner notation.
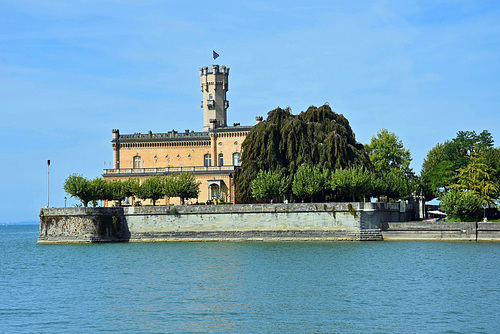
top-left (1, 224), bottom-right (499, 333)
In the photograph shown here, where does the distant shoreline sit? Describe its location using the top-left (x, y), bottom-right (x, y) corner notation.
top-left (1, 221), bottom-right (38, 226)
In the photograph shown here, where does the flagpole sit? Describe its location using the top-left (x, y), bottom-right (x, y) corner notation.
top-left (47, 159), bottom-right (50, 208)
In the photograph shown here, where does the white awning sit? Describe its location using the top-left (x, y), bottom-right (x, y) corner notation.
top-left (428, 210), bottom-right (446, 215)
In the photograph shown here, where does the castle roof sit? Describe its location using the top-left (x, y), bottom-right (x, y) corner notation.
top-left (114, 125), bottom-right (252, 143)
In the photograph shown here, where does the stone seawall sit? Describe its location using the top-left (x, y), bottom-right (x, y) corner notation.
top-left (381, 221), bottom-right (500, 241)
top-left (38, 202), bottom-right (413, 243)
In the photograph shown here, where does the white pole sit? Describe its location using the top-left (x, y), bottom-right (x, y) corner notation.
top-left (47, 159), bottom-right (50, 208)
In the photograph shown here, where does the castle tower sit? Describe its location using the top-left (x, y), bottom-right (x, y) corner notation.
top-left (200, 65), bottom-right (229, 131)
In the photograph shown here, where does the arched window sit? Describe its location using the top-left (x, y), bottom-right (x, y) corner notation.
top-left (133, 156), bottom-right (141, 169)
top-left (233, 152), bottom-right (241, 166)
top-left (204, 154), bottom-right (212, 167)
top-left (219, 153), bottom-right (224, 166)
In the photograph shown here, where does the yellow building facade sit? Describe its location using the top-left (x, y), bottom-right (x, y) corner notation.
top-left (103, 64), bottom-right (258, 205)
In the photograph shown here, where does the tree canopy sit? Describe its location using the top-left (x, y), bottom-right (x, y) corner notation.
top-left (235, 104), bottom-right (370, 202)
top-left (450, 149), bottom-right (499, 208)
top-left (420, 130), bottom-right (498, 200)
top-left (63, 173), bottom-right (200, 206)
top-left (440, 190), bottom-right (483, 222)
top-left (292, 164), bottom-right (329, 202)
top-left (365, 128), bottom-right (412, 176)
top-left (64, 174), bottom-right (94, 207)
top-left (251, 170), bottom-right (289, 202)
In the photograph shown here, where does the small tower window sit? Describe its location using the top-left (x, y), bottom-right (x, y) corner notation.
top-left (219, 153), bottom-right (224, 166)
top-left (204, 154), bottom-right (212, 167)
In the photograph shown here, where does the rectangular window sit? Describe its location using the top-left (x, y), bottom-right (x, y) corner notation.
top-left (233, 153), bottom-right (241, 166)
top-left (204, 154), bottom-right (212, 167)
top-left (133, 156), bottom-right (141, 169)
top-left (219, 154), bottom-right (224, 166)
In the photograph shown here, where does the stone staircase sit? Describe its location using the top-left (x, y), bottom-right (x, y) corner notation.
top-left (359, 229), bottom-right (383, 241)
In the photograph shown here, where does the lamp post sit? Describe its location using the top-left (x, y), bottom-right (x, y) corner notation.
top-left (64, 197), bottom-right (67, 208)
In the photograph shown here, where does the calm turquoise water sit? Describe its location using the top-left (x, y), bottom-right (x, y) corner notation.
top-left (1, 224), bottom-right (499, 333)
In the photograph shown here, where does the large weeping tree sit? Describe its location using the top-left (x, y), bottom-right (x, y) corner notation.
top-left (234, 104), bottom-right (371, 202)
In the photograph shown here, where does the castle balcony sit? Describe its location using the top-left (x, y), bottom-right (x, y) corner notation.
top-left (207, 99), bottom-right (215, 109)
top-left (103, 165), bottom-right (235, 176)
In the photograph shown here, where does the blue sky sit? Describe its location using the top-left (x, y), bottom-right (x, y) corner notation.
top-left (1, 0), bottom-right (499, 223)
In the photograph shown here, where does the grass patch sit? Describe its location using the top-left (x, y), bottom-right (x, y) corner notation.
top-left (443, 218), bottom-right (500, 222)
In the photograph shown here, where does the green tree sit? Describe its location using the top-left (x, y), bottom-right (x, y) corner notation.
top-left (136, 176), bottom-right (165, 206)
top-left (420, 142), bottom-right (454, 200)
top-left (292, 164), bottom-right (329, 202)
top-left (89, 177), bottom-right (107, 207)
top-left (481, 147), bottom-right (500, 187)
top-left (163, 175), bottom-right (176, 200)
top-left (443, 130), bottom-right (493, 171)
top-left (103, 180), bottom-right (126, 205)
top-left (365, 129), bottom-right (412, 176)
top-left (440, 190), bottom-right (483, 222)
top-left (235, 104), bottom-right (371, 202)
top-left (172, 173), bottom-right (201, 205)
top-left (331, 166), bottom-right (376, 202)
top-left (450, 149), bottom-right (499, 208)
top-left (422, 130), bottom-right (496, 200)
top-left (123, 178), bottom-right (140, 199)
top-left (377, 169), bottom-right (416, 202)
top-left (251, 170), bottom-right (289, 202)
top-left (64, 174), bottom-right (93, 207)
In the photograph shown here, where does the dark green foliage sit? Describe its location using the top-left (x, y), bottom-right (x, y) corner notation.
top-left (443, 130), bottom-right (493, 172)
top-left (421, 130), bottom-right (497, 200)
top-left (235, 104), bottom-right (371, 202)
top-left (481, 147), bottom-right (500, 186)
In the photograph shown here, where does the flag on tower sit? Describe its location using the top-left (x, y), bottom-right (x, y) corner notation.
top-left (213, 50), bottom-right (219, 60)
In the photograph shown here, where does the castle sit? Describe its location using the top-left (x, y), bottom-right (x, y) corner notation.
top-left (103, 64), bottom-right (260, 205)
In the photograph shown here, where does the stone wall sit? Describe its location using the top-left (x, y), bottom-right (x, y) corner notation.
top-left (381, 221), bottom-right (500, 241)
top-left (38, 202), bottom-right (414, 243)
